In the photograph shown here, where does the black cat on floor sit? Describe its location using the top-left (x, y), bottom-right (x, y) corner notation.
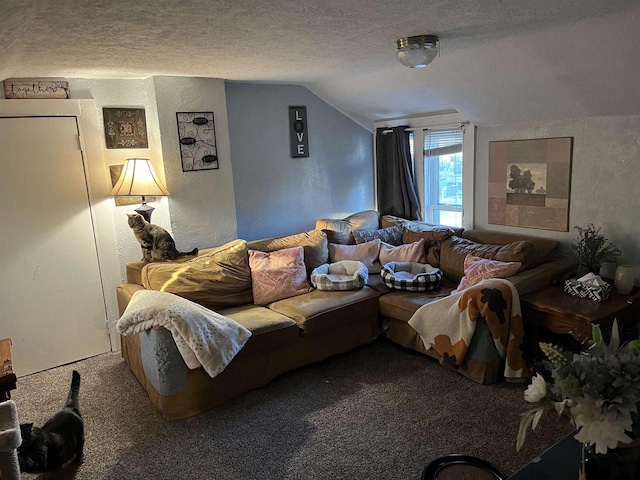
top-left (17, 370), bottom-right (84, 473)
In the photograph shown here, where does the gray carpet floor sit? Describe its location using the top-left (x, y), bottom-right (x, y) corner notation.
top-left (11, 338), bottom-right (572, 480)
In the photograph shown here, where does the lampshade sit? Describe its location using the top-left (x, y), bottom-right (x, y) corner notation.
top-left (396, 35), bottom-right (439, 69)
top-left (109, 158), bottom-right (170, 197)
top-left (110, 158), bottom-right (169, 222)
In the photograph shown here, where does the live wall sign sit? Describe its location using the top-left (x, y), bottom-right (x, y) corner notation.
top-left (289, 106), bottom-right (309, 158)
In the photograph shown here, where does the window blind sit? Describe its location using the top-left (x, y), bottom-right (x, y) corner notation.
top-left (423, 127), bottom-right (464, 157)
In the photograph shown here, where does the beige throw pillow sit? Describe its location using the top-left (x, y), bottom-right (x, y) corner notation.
top-left (379, 239), bottom-right (427, 265)
top-left (329, 239), bottom-right (382, 274)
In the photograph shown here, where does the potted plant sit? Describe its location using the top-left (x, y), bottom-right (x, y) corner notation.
top-left (566, 224), bottom-right (621, 277)
top-left (516, 321), bottom-right (640, 479)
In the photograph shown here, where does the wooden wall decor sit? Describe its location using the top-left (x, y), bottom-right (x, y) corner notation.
top-left (103, 107), bottom-right (148, 149)
top-left (3, 78), bottom-right (70, 99)
top-left (488, 137), bottom-right (573, 231)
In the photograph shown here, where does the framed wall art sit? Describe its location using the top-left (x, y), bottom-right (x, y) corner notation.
top-left (103, 107), bottom-right (148, 149)
top-left (176, 112), bottom-right (218, 171)
top-left (488, 137), bottom-right (573, 231)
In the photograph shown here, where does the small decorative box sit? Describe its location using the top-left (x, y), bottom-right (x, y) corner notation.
top-left (564, 278), bottom-right (612, 302)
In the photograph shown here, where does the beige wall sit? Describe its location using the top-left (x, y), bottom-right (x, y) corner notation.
top-left (68, 77), bottom-right (239, 279)
top-left (475, 114), bottom-right (640, 282)
top-left (69, 78), bottom-right (172, 279)
top-left (151, 76), bottom-right (238, 250)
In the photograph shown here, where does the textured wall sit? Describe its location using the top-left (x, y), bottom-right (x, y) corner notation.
top-left (226, 83), bottom-right (374, 240)
top-left (68, 78), bottom-right (172, 279)
top-left (151, 76), bottom-right (238, 251)
top-left (475, 115), bottom-right (640, 282)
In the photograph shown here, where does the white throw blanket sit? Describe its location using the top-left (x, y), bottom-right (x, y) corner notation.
top-left (407, 278), bottom-right (529, 382)
top-left (117, 290), bottom-right (252, 378)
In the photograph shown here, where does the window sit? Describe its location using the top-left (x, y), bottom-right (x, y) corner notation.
top-left (424, 127), bottom-right (464, 227)
top-left (376, 113), bottom-right (474, 229)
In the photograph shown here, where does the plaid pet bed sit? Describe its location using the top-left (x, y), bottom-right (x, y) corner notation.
top-left (381, 261), bottom-right (443, 292)
top-left (310, 260), bottom-right (368, 291)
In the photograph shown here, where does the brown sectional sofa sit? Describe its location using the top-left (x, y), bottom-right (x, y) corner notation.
top-left (116, 210), bottom-right (568, 420)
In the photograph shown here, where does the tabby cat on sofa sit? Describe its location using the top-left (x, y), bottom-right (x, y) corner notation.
top-left (18, 370), bottom-right (84, 473)
top-left (127, 213), bottom-right (198, 262)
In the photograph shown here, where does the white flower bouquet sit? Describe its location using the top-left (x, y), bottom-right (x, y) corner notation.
top-left (517, 320), bottom-right (640, 468)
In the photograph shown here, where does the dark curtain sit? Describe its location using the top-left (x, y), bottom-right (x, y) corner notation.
top-left (375, 126), bottom-right (421, 220)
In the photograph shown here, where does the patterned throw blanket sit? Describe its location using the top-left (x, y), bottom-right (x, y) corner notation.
top-left (408, 278), bottom-right (531, 382)
top-left (117, 290), bottom-right (252, 378)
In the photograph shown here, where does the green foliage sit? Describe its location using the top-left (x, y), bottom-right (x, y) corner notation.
top-left (568, 224), bottom-right (621, 275)
top-left (517, 320), bottom-right (640, 454)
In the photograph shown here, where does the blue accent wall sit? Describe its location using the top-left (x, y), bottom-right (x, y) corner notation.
top-left (226, 82), bottom-right (374, 240)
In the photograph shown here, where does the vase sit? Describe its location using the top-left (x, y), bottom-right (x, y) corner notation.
top-left (614, 264), bottom-right (635, 295)
top-left (582, 440), bottom-right (640, 480)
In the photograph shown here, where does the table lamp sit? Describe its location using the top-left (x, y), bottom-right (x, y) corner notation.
top-left (109, 158), bottom-right (170, 222)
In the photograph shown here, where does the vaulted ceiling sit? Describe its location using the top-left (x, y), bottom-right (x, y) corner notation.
top-left (2, 0), bottom-right (640, 127)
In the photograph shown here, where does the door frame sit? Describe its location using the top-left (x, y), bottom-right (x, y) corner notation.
top-left (0, 99), bottom-right (121, 350)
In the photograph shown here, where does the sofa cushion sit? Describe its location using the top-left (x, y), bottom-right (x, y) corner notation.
top-left (439, 236), bottom-right (536, 281)
top-left (267, 287), bottom-right (380, 336)
top-left (141, 239), bottom-right (253, 310)
top-left (353, 225), bottom-right (403, 246)
top-left (248, 247), bottom-right (312, 306)
top-left (217, 304), bottom-right (299, 353)
top-left (316, 210), bottom-right (380, 244)
top-left (381, 215), bottom-right (461, 240)
top-left (218, 304), bottom-right (296, 335)
top-left (451, 255), bottom-right (522, 294)
top-left (365, 274), bottom-right (393, 294)
top-left (329, 240), bottom-right (382, 274)
top-left (127, 250), bottom-right (201, 285)
top-left (310, 261), bottom-right (368, 291)
top-left (247, 229), bottom-right (328, 275)
top-left (461, 230), bottom-right (558, 267)
top-left (379, 239), bottom-right (427, 265)
top-left (380, 215), bottom-right (456, 267)
top-left (378, 279), bottom-right (458, 322)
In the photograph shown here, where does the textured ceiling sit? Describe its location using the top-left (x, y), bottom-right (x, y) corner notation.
top-left (2, 0), bottom-right (640, 126)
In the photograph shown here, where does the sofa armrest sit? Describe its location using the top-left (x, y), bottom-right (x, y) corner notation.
top-left (506, 261), bottom-right (571, 296)
top-left (116, 283), bottom-right (145, 316)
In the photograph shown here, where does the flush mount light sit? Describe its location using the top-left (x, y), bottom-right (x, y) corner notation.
top-left (396, 35), bottom-right (439, 68)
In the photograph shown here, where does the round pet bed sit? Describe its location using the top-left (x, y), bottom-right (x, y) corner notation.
top-left (310, 260), bottom-right (368, 291)
top-left (381, 261), bottom-right (443, 292)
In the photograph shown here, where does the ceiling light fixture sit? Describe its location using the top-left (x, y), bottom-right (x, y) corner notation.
top-left (396, 35), bottom-right (439, 69)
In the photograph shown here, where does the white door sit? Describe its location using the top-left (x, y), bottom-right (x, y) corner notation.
top-left (0, 116), bottom-right (111, 375)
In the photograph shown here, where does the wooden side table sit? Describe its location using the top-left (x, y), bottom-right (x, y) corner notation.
top-left (521, 285), bottom-right (640, 350)
top-left (0, 339), bottom-right (16, 401)
top-left (0, 338), bottom-right (20, 480)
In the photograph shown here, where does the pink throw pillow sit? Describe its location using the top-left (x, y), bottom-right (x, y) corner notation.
top-left (452, 254), bottom-right (522, 294)
top-left (249, 246), bottom-right (312, 305)
top-left (379, 239), bottom-right (426, 265)
top-left (328, 239), bottom-right (381, 274)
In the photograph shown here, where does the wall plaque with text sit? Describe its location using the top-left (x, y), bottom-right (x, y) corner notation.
top-left (3, 78), bottom-right (70, 99)
top-left (289, 106), bottom-right (309, 158)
